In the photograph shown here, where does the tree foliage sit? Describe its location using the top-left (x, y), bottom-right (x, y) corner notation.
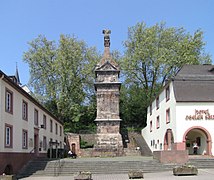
top-left (120, 84), bottom-right (148, 128)
top-left (122, 22), bottom-right (211, 97)
top-left (23, 34), bottom-right (100, 128)
top-left (120, 22), bottom-right (211, 128)
top-left (23, 22), bottom-right (212, 131)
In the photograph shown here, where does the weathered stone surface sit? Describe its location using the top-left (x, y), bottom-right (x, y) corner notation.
top-left (173, 165), bottom-right (198, 176)
top-left (0, 175), bottom-right (16, 180)
top-left (128, 170), bottom-right (144, 179)
top-left (74, 171), bottom-right (92, 180)
top-left (67, 133), bottom-right (80, 156)
top-left (93, 30), bottom-right (123, 156)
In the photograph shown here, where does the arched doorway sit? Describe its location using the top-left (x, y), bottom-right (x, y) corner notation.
top-left (72, 143), bottom-right (76, 154)
top-left (183, 126), bottom-right (212, 156)
top-left (164, 129), bottom-right (174, 150)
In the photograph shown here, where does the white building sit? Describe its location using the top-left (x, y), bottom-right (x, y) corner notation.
top-left (0, 70), bottom-right (64, 175)
top-left (142, 65), bottom-right (214, 158)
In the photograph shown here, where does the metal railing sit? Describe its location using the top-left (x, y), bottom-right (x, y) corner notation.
top-left (54, 158), bottom-right (64, 176)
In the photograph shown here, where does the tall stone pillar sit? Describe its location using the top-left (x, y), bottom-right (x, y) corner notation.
top-left (93, 30), bottom-right (123, 156)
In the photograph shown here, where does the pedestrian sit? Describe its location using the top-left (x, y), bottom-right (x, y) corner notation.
top-left (193, 141), bottom-right (199, 155)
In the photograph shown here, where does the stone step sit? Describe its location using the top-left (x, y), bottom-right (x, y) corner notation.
top-left (188, 158), bottom-right (214, 168)
top-left (17, 157), bottom-right (175, 178)
top-left (17, 155), bottom-right (214, 179)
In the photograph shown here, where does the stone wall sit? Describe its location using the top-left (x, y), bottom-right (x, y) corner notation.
top-left (0, 152), bottom-right (35, 175)
top-left (153, 150), bottom-right (189, 164)
top-left (80, 134), bottom-right (96, 145)
top-left (67, 133), bottom-right (80, 155)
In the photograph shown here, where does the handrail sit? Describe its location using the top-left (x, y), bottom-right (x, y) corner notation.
top-left (54, 158), bottom-right (64, 176)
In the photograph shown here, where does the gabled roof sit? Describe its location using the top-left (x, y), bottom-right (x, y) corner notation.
top-left (0, 70), bottom-right (63, 124)
top-left (173, 64), bottom-right (214, 102)
top-left (95, 47), bottom-right (119, 71)
top-left (95, 60), bottom-right (119, 72)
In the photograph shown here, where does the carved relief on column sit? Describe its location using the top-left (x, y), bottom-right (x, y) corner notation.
top-left (96, 91), bottom-right (120, 119)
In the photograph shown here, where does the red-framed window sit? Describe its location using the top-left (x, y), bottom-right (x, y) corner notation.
top-left (166, 108), bottom-right (170, 124)
top-left (5, 88), bottom-right (13, 114)
top-left (5, 124), bottom-right (13, 148)
top-left (43, 115), bottom-right (47, 129)
top-left (22, 129), bottom-right (28, 149)
top-left (150, 120), bottom-right (152, 132)
top-left (43, 136), bottom-right (47, 151)
top-left (149, 104), bottom-right (152, 115)
top-left (156, 96), bottom-right (159, 109)
top-left (22, 100), bottom-right (28, 120)
top-left (156, 116), bottom-right (160, 129)
top-left (55, 123), bottom-right (58, 135)
top-left (50, 119), bottom-right (53, 133)
top-left (34, 109), bottom-right (39, 126)
top-left (60, 126), bottom-right (62, 136)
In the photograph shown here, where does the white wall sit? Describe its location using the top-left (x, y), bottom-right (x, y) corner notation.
top-left (176, 102), bottom-right (214, 155)
top-left (142, 81), bottom-right (177, 152)
top-left (0, 78), bottom-right (64, 153)
top-left (142, 80), bottom-right (214, 155)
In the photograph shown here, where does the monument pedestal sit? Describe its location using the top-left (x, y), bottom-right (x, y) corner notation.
top-left (93, 120), bottom-right (123, 157)
top-left (93, 30), bottom-right (124, 157)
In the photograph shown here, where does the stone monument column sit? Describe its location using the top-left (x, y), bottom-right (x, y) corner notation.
top-left (93, 30), bottom-right (123, 156)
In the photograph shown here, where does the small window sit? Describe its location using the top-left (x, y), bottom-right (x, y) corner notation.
top-left (22, 130), bottom-right (28, 149)
top-left (55, 123), bottom-right (58, 135)
top-left (150, 120), bottom-right (152, 132)
top-left (5, 89), bottom-right (13, 114)
top-left (34, 109), bottom-right (39, 126)
top-left (5, 124), bottom-right (13, 148)
top-left (50, 119), bottom-right (53, 133)
top-left (166, 86), bottom-right (170, 101)
top-left (160, 143), bottom-right (163, 150)
top-left (50, 138), bottom-right (53, 146)
top-left (43, 136), bottom-right (47, 151)
top-left (149, 104), bottom-right (152, 115)
top-left (43, 115), bottom-right (47, 129)
top-left (22, 100), bottom-right (28, 120)
top-left (166, 108), bottom-right (170, 124)
top-left (156, 96), bottom-right (159, 109)
top-left (60, 126), bottom-right (62, 136)
top-left (156, 116), bottom-right (160, 129)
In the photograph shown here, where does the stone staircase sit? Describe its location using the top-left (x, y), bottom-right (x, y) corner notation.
top-left (17, 156), bottom-right (174, 178)
top-left (128, 132), bottom-right (152, 156)
top-left (17, 156), bottom-right (214, 178)
top-left (188, 156), bottom-right (214, 169)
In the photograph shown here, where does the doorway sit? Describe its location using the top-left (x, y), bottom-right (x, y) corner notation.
top-left (34, 128), bottom-right (39, 156)
top-left (183, 126), bottom-right (212, 156)
top-left (164, 129), bottom-right (174, 150)
top-left (72, 143), bottom-right (76, 154)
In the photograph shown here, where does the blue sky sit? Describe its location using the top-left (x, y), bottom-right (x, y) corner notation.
top-left (0, 0), bottom-right (213, 85)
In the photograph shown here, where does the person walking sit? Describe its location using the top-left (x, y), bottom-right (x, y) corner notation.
top-left (193, 141), bottom-right (199, 155)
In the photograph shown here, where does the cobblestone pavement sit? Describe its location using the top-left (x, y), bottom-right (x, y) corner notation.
top-left (20, 169), bottom-right (214, 180)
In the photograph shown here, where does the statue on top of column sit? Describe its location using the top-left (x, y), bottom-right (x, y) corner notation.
top-left (103, 29), bottom-right (111, 47)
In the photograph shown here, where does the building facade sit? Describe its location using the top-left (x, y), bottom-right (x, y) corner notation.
top-left (142, 65), bottom-right (214, 157)
top-left (0, 70), bottom-right (64, 175)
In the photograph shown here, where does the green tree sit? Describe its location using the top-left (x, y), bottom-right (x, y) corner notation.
top-left (23, 34), bottom-right (100, 130)
top-left (120, 84), bottom-right (148, 128)
top-left (120, 22), bottom-right (211, 128)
